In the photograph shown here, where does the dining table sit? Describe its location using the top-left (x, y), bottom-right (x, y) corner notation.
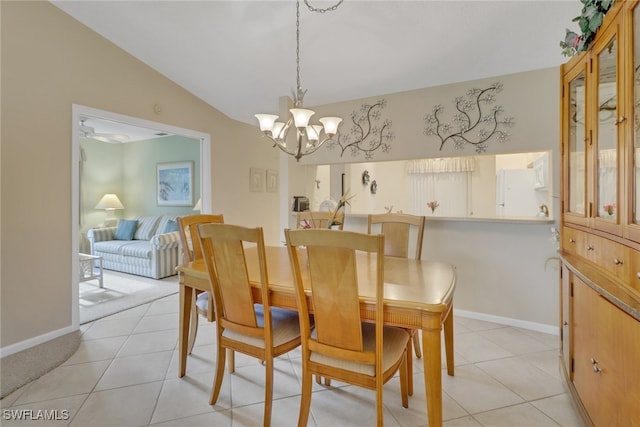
top-left (176, 245), bottom-right (456, 427)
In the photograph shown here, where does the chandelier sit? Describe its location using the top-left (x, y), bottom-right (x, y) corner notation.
top-left (254, 0), bottom-right (343, 162)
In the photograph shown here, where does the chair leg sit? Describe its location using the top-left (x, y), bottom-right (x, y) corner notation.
top-left (412, 329), bottom-right (422, 358)
top-left (209, 343), bottom-right (227, 405)
top-left (298, 369), bottom-right (313, 427)
top-left (227, 348), bottom-right (235, 373)
top-left (406, 334), bottom-right (414, 396)
top-left (399, 349), bottom-right (409, 408)
top-left (263, 357), bottom-right (274, 427)
top-left (187, 294), bottom-right (199, 355)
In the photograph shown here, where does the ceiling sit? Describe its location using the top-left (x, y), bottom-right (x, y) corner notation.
top-left (54, 0), bottom-right (581, 132)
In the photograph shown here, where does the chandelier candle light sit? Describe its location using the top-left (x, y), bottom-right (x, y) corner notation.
top-left (255, 0), bottom-right (343, 162)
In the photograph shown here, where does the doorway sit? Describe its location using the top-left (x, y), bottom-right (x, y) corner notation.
top-left (71, 104), bottom-right (211, 328)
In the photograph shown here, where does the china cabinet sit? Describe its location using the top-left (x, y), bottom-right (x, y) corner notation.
top-left (560, 1), bottom-right (640, 425)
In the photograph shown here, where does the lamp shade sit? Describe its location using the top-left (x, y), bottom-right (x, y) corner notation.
top-left (319, 117), bottom-right (343, 136)
top-left (290, 108), bottom-right (314, 128)
top-left (95, 194), bottom-right (124, 210)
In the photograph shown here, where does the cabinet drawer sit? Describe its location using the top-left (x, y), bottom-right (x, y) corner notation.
top-left (588, 235), bottom-right (630, 281)
top-left (562, 227), bottom-right (587, 257)
top-left (627, 251), bottom-right (640, 299)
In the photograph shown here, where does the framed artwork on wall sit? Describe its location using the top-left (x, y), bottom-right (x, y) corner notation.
top-left (266, 169), bottom-right (279, 193)
top-left (250, 168), bottom-right (264, 192)
top-left (157, 161), bottom-right (194, 206)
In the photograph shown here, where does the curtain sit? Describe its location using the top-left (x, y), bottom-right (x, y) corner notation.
top-left (408, 158), bottom-right (473, 216)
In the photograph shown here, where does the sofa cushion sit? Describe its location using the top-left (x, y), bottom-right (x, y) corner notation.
top-left (114, 219), bottom-right (138, 240)
top-left (134, 216), bottom-right (160, 240)
top-left (94, 240), bottom-right (139, 255)
top-left (119, 241), bottom-right (153, 259)
top-left (155, 215), bottom-right (179, 236)
top-left (162, 219), bottom-right (179, 233)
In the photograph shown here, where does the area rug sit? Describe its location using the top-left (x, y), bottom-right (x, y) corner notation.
top-left (79, 270), bottom-right (179, 324)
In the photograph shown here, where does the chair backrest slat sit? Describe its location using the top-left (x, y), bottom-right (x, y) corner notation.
top-left (367, 213), bottom-right (425, 260)
top-left (198, 224), bottom-right (266, 333)
top-left (286, 229), bottom-right (384, 364)
top-left (177, 214), bottom-right (224, 262)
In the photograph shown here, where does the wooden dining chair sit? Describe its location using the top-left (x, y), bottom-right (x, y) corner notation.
top-left (296, 211), bottom-right (344, 230)
top-left (177, 214), bottom-right (224, 354)
top-left (199, 223), bottom-right (301, 427)
top-left (367, 212), bottom-right (426, 393)
top-left (285, 228), bottom-right (410, 427)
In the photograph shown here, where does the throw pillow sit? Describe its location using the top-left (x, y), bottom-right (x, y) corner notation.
top-left (114, 219), bottom-right (138, 240)
top-left (163, 219), bottom-right (179, 233)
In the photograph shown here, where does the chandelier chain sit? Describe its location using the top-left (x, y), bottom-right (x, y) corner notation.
top-left (303, 0), bottom-right (343, 13)
top-left (296, 0), bottom-right (301, 92)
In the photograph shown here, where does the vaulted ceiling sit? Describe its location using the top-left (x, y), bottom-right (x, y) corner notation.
top-left (53, 0), bottom-right (581, 127)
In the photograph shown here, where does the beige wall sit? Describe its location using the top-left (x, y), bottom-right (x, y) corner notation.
top-left (1, 1), bottom-right (281, 351)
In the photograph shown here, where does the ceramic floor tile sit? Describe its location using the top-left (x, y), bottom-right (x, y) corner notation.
top-left (531, 393), bottom-right (585, 427)
top-left (149, 410), bottom-right (233, 427)
top-left (95, 350), bottom-right (173, 391)
top-left (230, 394), bottom-right (311, 427)
top-left (453, 331), bottom-right (513, 364)
top-left (475, 356), bottom-right (565, 401)
top-left (455, 317), bottom-right (507, 332)
top-left (308, 386), bottom-right (401, 427)
top-left (117, 329), bottom-right (177, 357)
top-left (229, 359), bottom-right (301, 408)
top-left (146, 295), bottom-right (180, 316)
top-left (103, 303), bottom-right (151, 320)
top-left (478, 327), bottom-right (554, 355)
top-left (442, 364), bottom-right (524, 414)
top-left (150, 373), bottom-right (225, 424)
top-left (0, 388), bottom-right (25, 408)
top-left (385, 371), bottom-right (469, 426)
top-left (472, 402), bottom-right (559, 426)
top-left (520, 349), bottom-right (563, 380)
top-left (166, 344), bottom-right (217, 379)
top-left (190, 323), bottom-right (218, 348)
top-left (133, 313), bottom-right (179, 334)
top-left (81, 316), bottom-right (142, 340)
top-left (516, 327), bottom-right (561, 349)
top-left (444, 416), bottom-right (483, 426)
top-left (69, 382), bottom-right (162, 427)
top-left (14, 360), bottom-right (110, 405)
top-left (1, 394), bottom-right (86, 427)
top-left (62, 336), bottom-right (127, 366)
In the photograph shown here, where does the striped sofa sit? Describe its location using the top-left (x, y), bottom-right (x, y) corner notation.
top-left (87, 215), bottom-right (182, 279)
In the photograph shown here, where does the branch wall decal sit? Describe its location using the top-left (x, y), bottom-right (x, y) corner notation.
top-left (327, 99), bottom-right (394, 160)
top-left (423, 82), bottom-right (514, 153)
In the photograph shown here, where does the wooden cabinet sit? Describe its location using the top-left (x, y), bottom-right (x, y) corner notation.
top-left (560, 2), bottom-right (640, 426)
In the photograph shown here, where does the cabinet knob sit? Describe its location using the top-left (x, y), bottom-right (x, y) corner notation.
top-left (615, 116), bottom-right (627, 125)
top-left (563, 321), bottom-right (569, 326)
top-left (593, 365), bottom-right (602, 373)
top-left (614, 258), bottom-right (623, 265)
top-left (587, 245), bottom-right (594, 251)
top-left (590, 357), bottom-right (598, 365)
top-left (569, 238), bottom-right (576, 244)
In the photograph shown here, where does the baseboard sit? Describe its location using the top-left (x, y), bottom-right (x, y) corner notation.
top-left (454, 309), bottom-right (559, 336)
top-left (0, 324), bottom-right (77, 358)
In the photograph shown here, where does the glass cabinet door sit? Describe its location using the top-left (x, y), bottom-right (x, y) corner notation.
top-left (567, 68), bottom-right (587, 218)
top-left (633, 3), bottom-right (640, 226)
top-left (595, 34), bottom-right (619, 223)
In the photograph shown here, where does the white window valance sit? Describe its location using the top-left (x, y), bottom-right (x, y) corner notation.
top-left (407, 157), bottom-right (475, 174)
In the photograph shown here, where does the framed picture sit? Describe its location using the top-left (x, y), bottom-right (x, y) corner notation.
top-left (250, 168), bottom-right (264, 192)
top-left (266, 169), bottom-right (279, 193)
top-left (157, 161), bottom-right (194, 206)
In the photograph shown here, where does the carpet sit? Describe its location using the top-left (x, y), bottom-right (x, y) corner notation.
top-left (79, 270), bottom-right (179, 324)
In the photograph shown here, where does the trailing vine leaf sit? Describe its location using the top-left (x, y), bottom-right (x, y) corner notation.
top-left (560, 0), bottom-right (614, 57)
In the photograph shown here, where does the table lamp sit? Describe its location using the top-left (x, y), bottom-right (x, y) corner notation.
top-left (95, 193), bottom-right (124, 226)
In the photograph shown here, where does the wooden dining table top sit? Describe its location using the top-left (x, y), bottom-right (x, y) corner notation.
top-left (177, 245), bottom-right (456, 314)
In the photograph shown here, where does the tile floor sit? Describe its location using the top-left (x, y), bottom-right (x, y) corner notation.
top-left (1, 294), bottom-right (584, 426)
